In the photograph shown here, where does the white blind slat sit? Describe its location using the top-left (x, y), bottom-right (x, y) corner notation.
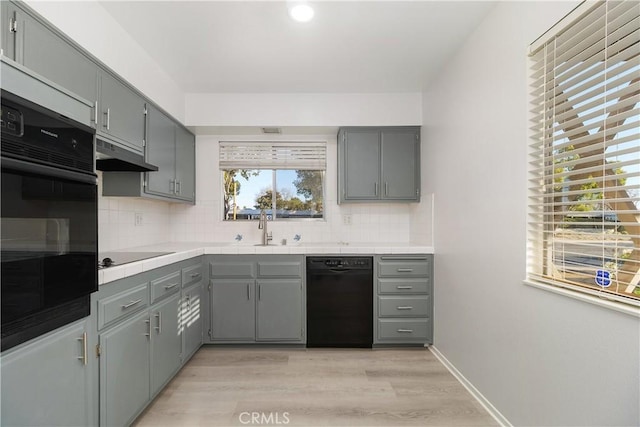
top-left (219, 142), bottom-right (327, 170)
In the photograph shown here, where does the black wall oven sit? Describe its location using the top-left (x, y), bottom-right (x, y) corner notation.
top-left (1, 90), bottom-right (98, 351)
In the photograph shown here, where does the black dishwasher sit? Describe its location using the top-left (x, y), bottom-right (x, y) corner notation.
top-left (306, 257), bottom-right (373, 348)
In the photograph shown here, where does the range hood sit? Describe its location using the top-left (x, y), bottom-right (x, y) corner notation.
top-left (95, 139), bottom-right (158, 172)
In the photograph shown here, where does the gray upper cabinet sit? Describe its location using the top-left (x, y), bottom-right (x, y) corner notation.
top-left (175, 125), bottom-right (196, 201)
top-left (145, 104), bottom-right (196, 202)
top-left (0, 319), bottom-right (93, 427)
top-left (3, 1), bottom-right (98, 104)
top-left (146, 104), bottom-right (177, 196)
top-left (98, 71), bottom-right (146, 153)
top-left (338, 127), bottom-right (421, 203)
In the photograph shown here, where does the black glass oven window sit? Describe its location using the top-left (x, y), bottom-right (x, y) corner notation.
top-left (1, 169), bottom-right (97, 327)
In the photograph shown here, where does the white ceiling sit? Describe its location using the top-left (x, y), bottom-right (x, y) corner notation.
top-left (98, 1), bottom-right (495, 94)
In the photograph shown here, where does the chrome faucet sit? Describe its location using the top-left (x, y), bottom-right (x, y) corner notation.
top-left (258, 209), bottom-right (272, 245)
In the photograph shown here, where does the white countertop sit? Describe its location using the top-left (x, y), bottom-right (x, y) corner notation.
top-left (98, 241), bottom-right (434, 285)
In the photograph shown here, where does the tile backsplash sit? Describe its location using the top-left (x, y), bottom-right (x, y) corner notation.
top-left (98, 135), bottom-right (433, 252)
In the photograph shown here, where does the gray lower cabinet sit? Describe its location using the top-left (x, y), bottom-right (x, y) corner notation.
top-left (256, 279), bottom-right (303, 341)
top-left (183, 282), bottom-right (204, 358)
top-left (96, 257), bottom-right (204, 426)
top-left (211, 279), bottom-right (256, 340)
top-left (150, 293), bottom-right (182, 396)
top-left (100, 310), bottom-right (151, 427)
top-left (209, 256), bottom-right (305, 343)
top-left (338, 126), bottom-right (421, 203)
top-left (0, 318), bottom-right (93, 427)
top-left (374, 255), bottom-right (433, 345)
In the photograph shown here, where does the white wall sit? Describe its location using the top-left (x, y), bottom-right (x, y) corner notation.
top-left (423, 2), bottom-right (640, 426)
top-left (185, 93), bottom-right (422, 127)
top-left (169, 134), bottom-right (431, 245)
top-left (24, 0), bottom-right (185, 121)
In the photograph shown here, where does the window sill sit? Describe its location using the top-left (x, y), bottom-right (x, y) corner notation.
top-left (523, 279), bottom-right (640, 318)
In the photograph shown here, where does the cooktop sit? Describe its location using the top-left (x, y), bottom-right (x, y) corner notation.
top-left (98, 251), bottom-right (173, 269)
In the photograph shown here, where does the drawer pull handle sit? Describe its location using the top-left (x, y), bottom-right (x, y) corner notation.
top-left (164, 283), bottom-right (179, 290)
top-left (122, 299), bottom-right (142, 309)
top-left (397, 268), bottom-right (413, 273)
top-left (397, 329), bottom-right (414, 333)
top-left (77, 332), bottom-right (88, 366)
top-left (397, 306), bottom-right (413, 310)
top-left (396, 286), bottom-right (413, 290)
top-left (190, 273), bottom-right (201, 278)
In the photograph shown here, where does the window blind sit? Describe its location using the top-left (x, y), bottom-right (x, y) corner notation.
top-left (528, 0), bottom-right (640, 305)
top-left (219, 142), bottom-right (326, 170)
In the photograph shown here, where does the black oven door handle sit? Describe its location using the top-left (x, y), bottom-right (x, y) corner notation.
top-left (2, 156), bottom-right (97, 184)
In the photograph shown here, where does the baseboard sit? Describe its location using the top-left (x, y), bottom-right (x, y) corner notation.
top-left (429, 346), bottom-right (512, 427)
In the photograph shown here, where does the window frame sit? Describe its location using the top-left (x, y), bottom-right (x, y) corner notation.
top-left (526, 0), bottom-right (640, 312)
top-left (219, 141), bottom-right (327, 222)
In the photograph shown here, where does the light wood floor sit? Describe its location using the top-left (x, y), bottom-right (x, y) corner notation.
top-left (134, 347), bottom-right (498, 427)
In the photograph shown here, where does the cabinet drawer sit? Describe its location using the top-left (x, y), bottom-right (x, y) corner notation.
top-left (210, 262), bottom-right (254, 278)
top-left (377, 278), bottom-right (429, 294)
top-left (257, 261), bottom-right (301, 278)
top-left (378, 260), bottom-right (430, 278)
top-left (378, 296), bottom-right (430, 317)
top-left (377, 319), bottom-right (429, 341)
top-left (150, 271), bottom-right (181, 303)
top-left (98, 283), bottom-right (149, 329)
top-left (182, 264), bottom-right (203, 288)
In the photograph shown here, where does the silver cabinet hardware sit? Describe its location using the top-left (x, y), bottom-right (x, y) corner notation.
top-left (144, 318), bottom-right (150, 337)
top-left (121, 299), bottom-right (142, 309)
top-left (103, 108), bottom-right (110, 130)
top-left (155, 312), bottom-right (162, 334)
top-left (169, 179), bottom-right (175, 194)
top-left (397, 268), bottom-right (413, 273)
top-left (77, 332), bottom-right (88, 366)
top-left (397, 329), bottom-right (413, 333)
top-left (258, 284), bottom-right (262, 301)
top-left (385, 182), bottom-right (388, 196)
top-left (175, 181), bottom-right (181, 194)
top-left (396, 306), bottom-right (413, 310)
top-left (396, 285), bottom-right (413, 290)
top-left (164, 283), bottom-right (178, 290)
top-left (190, 273), bottom-right (201, 279)
top-left (93, 101), bottom-right (98, 124)
top-left (247, 283), bottom-right (251, 300)
top-left (374, 182), bottom-right (378, 196)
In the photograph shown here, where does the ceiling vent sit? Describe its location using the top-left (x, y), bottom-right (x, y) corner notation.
top-left (261, 127), bottom-right (282, 134)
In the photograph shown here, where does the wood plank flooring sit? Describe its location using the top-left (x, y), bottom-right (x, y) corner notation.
top-left (134, 347), bottom-right (498, 426)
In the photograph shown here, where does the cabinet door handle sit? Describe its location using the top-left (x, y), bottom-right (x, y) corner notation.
top-left (397, 329), bottom-right (413, 333)
top-left (397, 268), bottom-right (413, 273)
top-left (155, 312), bottom-right (162, 334)
top-left (164, 283), bottom-right (179, 290)
top-left (122, 299), bottom-right (142, 309)
top-left (190, 273), bottom-right (201, 279)
top-left (258, 284), bottom-right (262, 301)
top-left (170, 179), bottom-right (176, 194)
top-left (77, 332), bottom-right (88, 366)
top-left (144, 319), bottom-right (151, 337)
top-left (385, 182), bottom-right (388, 196)
top-left (175, 181), bottom-right (181, 194)
top-left (396, 285), bottom-right (413, 290)
top-left (247, 283), bottom-right (251, 300)
top-left (93, 101), bottom-right (98, 124)
top-left (103, 108), bottom-right (110, 130)
top-left (374, 182), bottom-right (378, 196)
top-left (396, 306), bottom-right (413, 310)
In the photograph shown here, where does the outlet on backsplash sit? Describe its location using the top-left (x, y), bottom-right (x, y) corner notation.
top-left (343, 214), bottom-right (352, 225)
top-left (135, 212), bottom-right (143, 226)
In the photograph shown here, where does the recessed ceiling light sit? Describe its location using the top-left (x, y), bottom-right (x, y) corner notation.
top-left (289, 3), bottom-right (314, 23)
